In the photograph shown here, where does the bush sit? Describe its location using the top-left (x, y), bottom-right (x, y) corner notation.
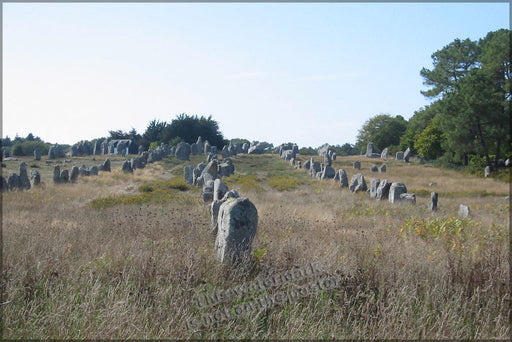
top-left (10, 141), bottom-right (50, 156)
top-left (267, 175), bottom-right (300, 191)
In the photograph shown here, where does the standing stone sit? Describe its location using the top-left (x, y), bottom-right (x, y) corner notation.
top-left (310, 161), bottom-right (321, 177)
top-left (34, 148), bottom-right (41, 161)
top-left (379, 164), bottom-right (386, 173)
top-left (8, 173), bottom-right (22, 191)
top-left (122, 160), bottom-right (133, 173)
top-left (1, 176), bottom-right (7, 192)
top-left (389, 182), bottom-right (407, 203)
top-left (60, 169), bottom-right (69, 183)
top-left (332, 152), bottom-right (337, 161)
top-left (375, 179), bottom-right (391, 200)
top-left (218, 163), bottom-right (233, 178)
top-left (202, 159), bottom-right (219, 180)
top-left (53, 165), bottom-right (61, 184)
top-left (337, 169), bottom-right (349, 188)
top-left (138, 145), bottom-right (144, 155)
top-left (93, 141), bottom-right (101, 155)
top-left (458, 204), bottom-right (470, 218)
top-left (70, 145), bottom-right (78, 157)
top-left (213, 178), bottom-right (229, 201)
top-left (365, 142), bottom-right (374, 158)
top-left (400, 193), bottom-right (416, 204)
top-left (484, 166), bottom-right (491, 177)
top-left (175, 142), bottom-right (191, 161)
top-left (370, 165), bottom-right (378, 172)
top-left (321, 166), bottom-right (336, 180)
top-left (353, 160), bottom-right (361, 169)
top-left (70, 166), bottom-right (79, 183)
top-left (103, 158), bottom-right (111, 172)
top-left (396, 152), bottom-right (404, 160)
top-left (429, 192), bottom-right (438, 211)
top-left (2, 147), bottom-right (10, 159)
top-left (191, 143), bottom-right (201, 155)
top-left (324, 154), bottom-right (332, 167)
top-left (215, 197), bottom-right (258, 264)
top-left (505, 159), bottom-right (511, 167)
top-left (349, 173), bottom-right (367, 193)
top-left (369, 178), bottom-right (380, 198)
top-left (184, 166), bottom-right (194, 185)
top-left (192, 168), bottom-right (201, 185)
top-left (403, 147), bottom-right (411, 162)
top-left (19, 162), bottom-right (31, 190)
top-left (202, 180), bottom-right (215, 203)
top-left (30, 170), bottom-right (41, 186)
top-left (304, 159), bottom-right (311, 170)
top-left (88, 166), bottom-right (99, 176)
top-left (210, 190), bottom-right (240, 234)
top-left (381, 147), bottom-right (388, 159)
top-left (204, 141), bottom-right (211, 154)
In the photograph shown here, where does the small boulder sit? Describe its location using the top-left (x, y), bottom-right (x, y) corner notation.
top-left (429, 192), bottom-right (438, 211)
top-left (353, 160), bottom-right (361, 169)
top-left (458, 204), bottom-right (470, 218)
top-left (349, 173), bottom-right (367, 193)
top-left (389, 182), bottom-right (407, 203)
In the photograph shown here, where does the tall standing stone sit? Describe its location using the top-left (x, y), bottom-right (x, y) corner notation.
top-left (429, 192), bottom-right (438, 211)
top-left (215, 197), bottom-right (258, 264)
top-left (175, 142), bottom-right (191, 161)
top-left (30, 170), bottom-right (41, 186)
top-left (19, 162), bottom-right (31, 190)
top-left (60, 169), bottom-right (69, 183)
top-left (103, 158), bottom-right (111, 172)
top-left (184, 166), bottom-right (194, 185)
top-left (365, 142), bottom-right (374, 158)
top-left (70, 166), bottom-right (79, 183)
top-left (396, 152), bottom-right (404, 160)
top-left (403, 147), bottom-right (411, 162)
top-left (53, 165), bottom-right (61, 184)
top-left (375, 179), bottom-right (391, 200)
top-left (213, 178), bottom-right (229, 201)
top-left (8, 173), bottom-right (22, 191)
top-left (381, 147), bottom-right (388, 159)
top-left (338, 169), bottom-right (349, 188)
top-left (484, 166), bottom-right (491, 177)
top-left (122, 160), bottom-right (133, 173)
top-left (379, 164), bottom-right (386, 173)
top-left (370, 165), bottom-right (378, 172)
top-left (34, 148), bottom-right (41, 161)
top-left (353, 160), bottom-right (361, 169)
top-left (369, 178), bottom-right (380, 198)
top-left (1, 176), bottom-right (7, 192)
top-left (389, 182), bottom-right (407, 203)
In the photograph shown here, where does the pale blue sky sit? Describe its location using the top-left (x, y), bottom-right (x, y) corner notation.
top-left (2, 2), bottom-right (509, 147)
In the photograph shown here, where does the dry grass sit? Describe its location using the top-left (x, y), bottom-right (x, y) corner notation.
top-left (1, 153), bottom-right (510, 339)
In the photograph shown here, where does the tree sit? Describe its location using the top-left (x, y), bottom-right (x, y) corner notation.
top-left (160, 114), bottom-right (225, 148)
top-left (356, 114), bottom-right (408, 152)
top-left (142, 119), bottom-right (168, 149)
top-left (414, 124), bottom-right (445, 159)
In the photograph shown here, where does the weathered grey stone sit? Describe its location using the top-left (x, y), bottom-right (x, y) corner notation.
top-left (317, 143), bottom-right (333, 157)
top-left (131, 156), bottom-right (144, 170)
top-left (60, 169), bottom-right (69, 183)
top-left (191, 143), bottom-right (201, 155)
top-left (213, 178), bottom-right (229, 201)
top-left (396, 152), bottom-right (404, 160)
top-left (122, 160), bottom-right (133, 173)
top-left (353, 160), bottom-right (361, 169)
top-left (458, 204), bottom-right (470, 218)
top-left (332, 152), bottom-right (336, 161)
top-left (184, 166), bottom-right (194, 185)
top-left (30, 170), bottom-right (41, 186)
top-left (248, 143), bottom-right (263, 154)
top-left (389, 182), bottom-right (407, 203)
top-left (290, 157), bottom-right (295, 167)
top-left (202, 160), bottom-right (218, 180)
top-left (8, 173), bottom-right (22, 191)
top-left (79, 165), bottom-right (88, 176)
top-left (215, 197), bottom-right (258, 264)
top-left (505, 159), bottom-right (511, 167)
top-left (379, 164), bottom-right (386, 173)
top-left (2, 147), bottom-right (10, 159)
top-left (93, 141), bottom-right (102, 155)
top-left (53, 165), bottom-right (61, 183)
top-left (70, 166), bottom-right (79, 183)
top-left (103, 158), bottom-right (111, 172)
top-left (88, 166), bottom-right (98, 176)
top-left (428, 182), bottom-right (437, 187)
top-left (34, 148), bottom-right (41, 161)
top-left (218, 163), bottom-right (233, 178)
top-left (175, 142), bottom-right (191, 161)
top-left (429, 192), bottom-right (438, 211)
top-left (304, 159), bottom-right (311, 170)
top-left (369, 178), bottom-right (380, 198)
top-left (400, 193), bottom-right (416, 204)
top-left (370, 165), bottom-right (378, 172)
top-left (241, 143), bottom-right (249, 153)
top-left (484, 166), bottom-right (491, 177)
top-left (336, 169), bottom-right (348, 188)
top-left (204, 141), bottom-right (211, 154)
top-left (375, 179), bottom-right (391, 200)
top-left (138, 145), bottom-right (144, 155)
top-left (324, 154), bottom-right (332, 166)
top-left (197, 162), bottom-right (207, 173)
top-left (321, 166), bottom-right (336, 180)
top-left (349, 173), bottom-right (367, 192)
top-left (310, 161), bottom-right (321, 177)
top-left (48, 145), bottom-right (65, 159)
top-left (19, 162), bottom-right (31, 190)
top-left (403, 147), bottom-right (411, 162)
top-left (365, 142), bottom-right (374, 158)
top-left (70, 145), bottom-right (78, 157)
top-left (202, 179), bottom-right (215, 203)
top-left (281, 150), bottom-right (295, 161)
top-left (192, 168), bottom-right (201, 185)
top-left (210, 190), bottom-right (240, 234)
top-left (381, 147), bottom-right (388, 159)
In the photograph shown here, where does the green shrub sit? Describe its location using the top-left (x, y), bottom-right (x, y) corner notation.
top-left (223, 174), bottom-right (263, 192)
top-left (138, 177), bottom-right (191, 192)
top-left (267, 175), bottom-right (300, 191)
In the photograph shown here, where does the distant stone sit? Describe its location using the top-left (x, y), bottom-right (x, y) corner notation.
top-left (19, 162), bottom-right (31, 190)
top-left (53, 165), bottom-right (61, 184)
top-left (30, 170), bottom-right (41, 186)
top-left (349, 173), bottom-right (367, 193)
top-left (428, 182), bottom-right (437, 187)
top-left (370, 165), bottom-right (378, 172)
top-left (337, 169), bottom-right (349, 188)
top-left (505, 159), bottom-right (511, 167)
top-left (375, 179), bottom-right (391, 200)
top-left (324, 154), bottom-right (332, 167)
top-left (304, 159), bottom-right (311, 170)
top-left (400, 193), bottom-right (416, 205)
top-left (184, 166), bottom-right (194, 185)
top-left (484, 166), bottom-right (491, 177)
top-left (379, 164), bottom-right (386, 173)
top-left (365, 142), bottom-right (375, 158)
top-left (403, 147), bottom-right (411, 162)
top-left (215, 197), bottom-right (258, 264)
top-left (396, 152), bottom-right (404, 160)
top-left (353, 160), bottom-right (361, 169)
top-left (8, 173), bottom-right (22, 191)
top-left (381, 147), bottom-right (388, 159)
top-left (88, 166), bottom-right (99, 176)
top-left (175, 142), bottom-right (191, 161)
top-left (122, 160), bottom-right (133, 173)
top-left (34, 148), bottom-right (41, 161)
top-left (1, 176), bottom-right (8, 191)
top-left (369, 178), bottom-right (380, 198)
top-left (321, 166), bottom-right (336, 180)
top-left (429, 192), bottom-right (438, 211)
top-left (458, 204), bottom-right (470, 218)
top-left (60, 169), bottom-right (69, 183)
top-left (103, 158), bottom-right (111, 172)
top-left (389, 182), bottom-right (407, 203)
top-left (70, 166), bottom-right (79, 183)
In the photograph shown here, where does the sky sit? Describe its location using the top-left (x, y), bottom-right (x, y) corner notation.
top-left (2, 2), bottom-right (510, 147)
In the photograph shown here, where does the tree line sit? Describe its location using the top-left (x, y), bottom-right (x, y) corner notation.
top-left (356, 29), bottom-right (510, 170)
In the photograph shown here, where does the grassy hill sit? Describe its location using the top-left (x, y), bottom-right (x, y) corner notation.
top-left (1, 153), bottom-right (509, 339)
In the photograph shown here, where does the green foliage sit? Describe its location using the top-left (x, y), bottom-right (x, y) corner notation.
top-left (414, 124), bottom-right (445, 159)
top-left (149, 141), bottom-right (159, 151)
top-left (88, 190), bottom-right (178, 209)
top-left (356, 114), bottom-right (408, 151)
top-left (332, 143), bottom-right (361, 156)
top-left (400, 216), bottom-right (473, 249)
top-left (138, 177), bottom-right (191, 192)
top-left (299, 147), bottom-right (317, 155)
top-left (11, 141), bottom-right (50, 156)
top-left (160, 114), bottom-right (225, 148)
top-left (267, 175), bottom-right (300, 191)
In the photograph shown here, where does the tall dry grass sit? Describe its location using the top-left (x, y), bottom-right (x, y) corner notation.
top-left (1, 153), bottom-right (510, 338)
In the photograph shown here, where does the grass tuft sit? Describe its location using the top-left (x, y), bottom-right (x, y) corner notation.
top-left (267, 175), bottom-right (301, 191)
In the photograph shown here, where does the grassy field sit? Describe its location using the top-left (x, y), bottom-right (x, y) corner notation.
top-left (1, 153), bottom-right (510, 339)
